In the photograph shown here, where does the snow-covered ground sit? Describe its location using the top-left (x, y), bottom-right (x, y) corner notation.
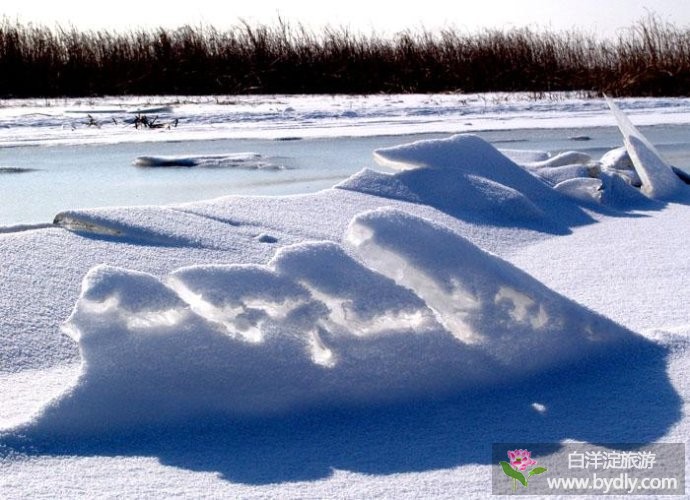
top-left (1, 94), bottom-right (690, 498)
top-left (3, 92), bottom-right (690, 146)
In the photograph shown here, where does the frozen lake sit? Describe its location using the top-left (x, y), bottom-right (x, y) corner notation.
top-left (3, 94), bottom-right (690, 499)
top-left (2, 124), bottom-right (690, 225)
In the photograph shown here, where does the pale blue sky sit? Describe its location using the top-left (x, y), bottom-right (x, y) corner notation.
top-left (2, 0), bottom-right (689, 37)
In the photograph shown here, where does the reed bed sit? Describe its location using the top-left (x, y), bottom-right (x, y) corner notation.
top-left (0, 17), bottom-right (688, 97)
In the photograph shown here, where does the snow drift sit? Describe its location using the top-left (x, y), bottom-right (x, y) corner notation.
top-left (337, 134), bottom-right (594, 231)
top-left (20, 208), bottom-right (642, 435)
top-left (11, 124), bottom-right (685, 437)
top-left (346, 209), bottom-right (631, 360)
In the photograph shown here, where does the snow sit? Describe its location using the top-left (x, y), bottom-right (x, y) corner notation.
top-left (2, 93), bottom-right (690, 147)
top-left (552, 177), bottom-right (603, 203)
top-left (600, 146), bottom-right (642, 186)
top-left (346, 208), bottom-right (635, 359)
top-left (340, 134), bottom-right (594, 233)
top-left (1, 95), bottom-right (690, 498)
top-left (532, 164), bottom-right (594, 186)
top-left (12, 206), bottom-right (645, 437)
top-left (520, 150), bottom-right (594, 169)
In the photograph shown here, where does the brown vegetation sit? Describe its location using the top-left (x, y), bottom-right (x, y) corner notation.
top-left (0, 17), bottom-right (688, 97)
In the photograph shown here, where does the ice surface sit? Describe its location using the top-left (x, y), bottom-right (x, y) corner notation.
top-left (64, 105), bottom-right (174, 114)
top-left (499, 149), bottom-right (551, 164)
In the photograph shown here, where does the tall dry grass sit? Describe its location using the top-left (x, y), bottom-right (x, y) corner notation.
top-left (0, 17), bottom-right (688, 97)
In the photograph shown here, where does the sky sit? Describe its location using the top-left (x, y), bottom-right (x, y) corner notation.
top-left (2, 0), bottom-right (690, 38)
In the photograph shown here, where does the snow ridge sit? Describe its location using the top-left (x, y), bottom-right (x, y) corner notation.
top-left (15, 208), bottom-right (640, 436)
top-left (338, 134), bottom-right (594, 232)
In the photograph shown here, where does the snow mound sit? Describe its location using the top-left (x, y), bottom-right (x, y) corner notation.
top-left (606, 97), bottom-right (684, 199)
top-left (553, 177), bottom-right (603, 203)
top-left (598, 171), bottom-right (658, 207)
top-left (531, 164), bottom-right (594, 186)
top-left (18, 209), bottom-right (639, 435)
top-left (600, 146), bottom-right (634, 171)
top-left (522, 150), bottom-right (593, 169)
top-left (133, 152), bottom-right (282, 170)
top-left (346, 208), bottom-right (631, 362)
top-left (337, 134), bottom-right (592, 231)
top-left (600, 146), bottom-right (642, 187)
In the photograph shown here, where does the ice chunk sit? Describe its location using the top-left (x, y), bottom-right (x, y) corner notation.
top-left (606, 97), bottom-right (683, 199)
top-left (169, 264), bottom-right (315, 343)
top-left (53, 206), bottom-right (262, 250)
top-left (600, 146), bottom-right (634, 171)
top-left (0, 166), bottom-right (38, 174)
top-left (598, 171), bottom-right (657, 208)
top-left (133, 152), bottom-right (282, 169)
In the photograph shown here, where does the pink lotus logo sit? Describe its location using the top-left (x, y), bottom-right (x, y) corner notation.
top-left (500, 449), bottom-right (547, 490)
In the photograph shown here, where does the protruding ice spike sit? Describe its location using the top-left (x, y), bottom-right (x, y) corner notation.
top-left (605, 96), bottom-right (683, 200)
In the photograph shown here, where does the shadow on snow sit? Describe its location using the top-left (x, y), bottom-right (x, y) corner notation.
top-left (0, 336), bottom-right (680, 485)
